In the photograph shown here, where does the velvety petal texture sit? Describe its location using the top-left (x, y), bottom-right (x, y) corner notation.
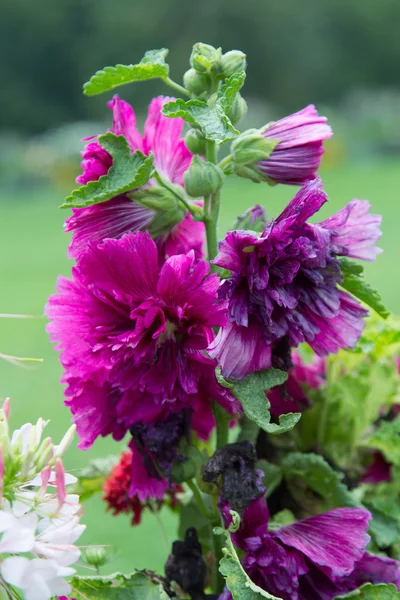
top-left (210, 179), bottom-right (380, 379)
top-left (258, 105), bottom-right (333, 185)
top-left (223, 496), bottom-right (400, 600)
top-left (46, 232), bottom-right (239, 498)
top-left (66, 95), bottom-right (204, 260)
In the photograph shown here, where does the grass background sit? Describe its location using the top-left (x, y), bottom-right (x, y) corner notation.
top-left (0, 159), bottom-right (399, 575)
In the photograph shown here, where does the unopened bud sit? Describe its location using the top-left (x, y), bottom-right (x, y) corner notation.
top-left (213, 50), bottom-right (247, 79)
top-left (225, 93), bottom-right (247, 125)
top-left (184, 129), bottom-right (207, 156)
top-left (35, 437), bottom-right (53, 472)
top-left (54, 424), bottom-right (76, 458)
top-left (184, 156), bottom-right (224, 198)
top-left (190, 43), bottom-right (222, 74)
top-left (82, 546), bottom-right (114, 568)
top-left (2, 398), bottom-right (10, 420)
top-left (131, 185), bottom-right (186, 238)
top-left (183, 69), bottom-right (211, 97)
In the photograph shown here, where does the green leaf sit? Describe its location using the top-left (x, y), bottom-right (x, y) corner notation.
top-left (257, 459), bottom-right (283, 496)
top-left (216, 71), bottom-right (246, 115)
top-left (83, 49), bottom-right (170, 96)
top-left (361, 474), bottom-right (400, 547)
top-left (230, 368), bottom-right (301, 435)
top-left (61, 133), bottom-right (154, 208)
top-left (367, 506), bottom-right (400, 547)
top-left (281, 453), bottom-right (358, 512)
top-left (161, 98), bottom-right (239, 143)
top-left (178, 498), bottom-right (213, 555)
top-left (74, 454), bottom-right (119, 502)
top-left (71, 571), bottom-right (169, 600)
top-left (362, 416), bottom-right (400, 466)
top-left (216, 513), bottom-right (283, 600)
top-left (335, 583), bottom-right (400, 599)
top-left (339, 257), bottom-right (390, 319)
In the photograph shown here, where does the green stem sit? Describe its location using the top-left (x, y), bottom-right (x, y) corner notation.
top-left (153, 172), bottom-right (202, 218)
top-left (186, 479), bottom-right (213, 520)
top-left (218, 154), bottom-right (234, 173)
top-left (164, 77), bottom-right (192, 98)
top-left (204, 140), bottom-right (221, 267)
top-left (211, 494), bottom-right (225, 594)
top-left (213, 401), bottom-right (229, 448)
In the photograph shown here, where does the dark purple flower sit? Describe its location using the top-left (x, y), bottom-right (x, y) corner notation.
top-left (209, 179), bottom-right (381, 379)
top-left (46, 232), bottom-right (239, 459)
top-left (361, 451), bottom-right (392, 485)
top-left (66, 96), bottom-right (205, 260)
top-left (258, 105), bottom-right (332, 185)
top-left (222, 496), bottom-right (400, 600)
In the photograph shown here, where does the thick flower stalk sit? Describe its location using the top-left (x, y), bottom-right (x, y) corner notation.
top-left (0, 401), bottom-right (85, 600)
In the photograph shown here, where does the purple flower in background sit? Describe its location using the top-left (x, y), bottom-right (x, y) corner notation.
top-left (209, 179), bottom-right (382, 379)
top-left (258, 105), bottom-right (332, 185)
top-left (66, 96), bottom-right (205, 260)
top-left (46, 232), bottom-right (239, 463)
top-left (221, 496), bottom-right (400, 600)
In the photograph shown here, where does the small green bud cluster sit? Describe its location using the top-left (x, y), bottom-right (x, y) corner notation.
top-left (183, 43), bottom-right (247, 98)
top-left (184, 155), bottom-right (224, 198)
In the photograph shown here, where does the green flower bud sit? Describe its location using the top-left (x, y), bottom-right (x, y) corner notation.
top-left (232, 129), bottom-right (278, 165)
top-left (225, 93), bottom-right (248, 125)
top-left (184, 155), bottom-right (224, 198)
top-left (183, 68), bottom-right (212, 97)
top-left (185, 129), bottom-right (207, 156)
top-left (190, 43), bottom-right (222, 74)
top-left (82, 546), bottom-right (114, 569)
top-left (213, 50), bottom-right (247, 78)
top-left (131, 185), bottom-right (186, 238)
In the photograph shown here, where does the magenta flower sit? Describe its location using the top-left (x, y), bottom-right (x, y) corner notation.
top-left (257, 105), bottom-right (332, 185)
top-left (209, 179), bottom-right (382, 379)
top-left (46, 232), bottom-right (238, 495)
top-left (66, 96), bottom-right (204, 260)
top-left (222, 496), bottom-right (400, 600)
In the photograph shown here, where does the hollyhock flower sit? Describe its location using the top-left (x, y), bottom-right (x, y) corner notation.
top-left (257, 105), bottom-right (333, 185)
top-left (209, 179), bottom-right (381, 379)
top-left (66, 95), bottom-right (205, 260)
top-left (222, 496), bottom-right (400, 600)
top-left (46, 232), bottom-right (239, 479)
top-left (103, 450), bottom-right (182, 524)
top-left (267, 351), bottom-right (326, 417)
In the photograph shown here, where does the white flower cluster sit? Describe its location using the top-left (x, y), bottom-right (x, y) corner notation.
top-left (0, 399), bottom-right (85, 600)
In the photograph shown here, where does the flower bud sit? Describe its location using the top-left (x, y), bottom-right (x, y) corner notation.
top-left (225, 93), bottom-right (248, 125)
top-left (184, 129), bottom-right (207, 156)
top-left (213, 50), bottom-right (247, 78)
top-left (82, 546), bottom-right (114, 568)
top-left (231, 129), bottom-right (279, 183)
top-left (132, 185), bottom-right (186, 238)
top-left (183, 68), bottom-right (211, 97)
top-left (190, 43), bottom-right (222, 73)
top-left (233, 205), bottom-right (267, 232)
top-left (184, 155), bottom-right (224, 198)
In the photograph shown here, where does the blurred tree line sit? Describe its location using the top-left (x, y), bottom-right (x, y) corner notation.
top-left (1, 0), bottom-right (400, 134)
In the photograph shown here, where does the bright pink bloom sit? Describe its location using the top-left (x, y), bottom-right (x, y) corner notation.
top-left (66, 96), bottom-right (204, 260)
top-left (46, 231), bottom-right (238, 463)
top-left (258, 105), bottom-right (332, 185)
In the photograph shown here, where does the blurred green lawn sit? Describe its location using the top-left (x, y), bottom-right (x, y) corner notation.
top-left (0, 160), bottom-right (399, 576)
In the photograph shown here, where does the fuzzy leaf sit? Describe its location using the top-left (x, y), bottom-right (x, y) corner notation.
top-left (361, 474), bottom-right (400, 547)
top-left (161, 98), bottom-right (239, 143)
top-left (61, 133), bottom-right (154, 208)
top-left (73, 454), bottom-right (119, 502)
top-left (281, 452), bottom-right (358, 511)
top-left (216, 513), bottom-right (283, 600)
top-left (217, 71), bottom-right (246, 114)
top-left (83, 49), bottom-right (169, 95)
top-left (230, 368), bottom-right (301, 435)
top-left (339, 257), bottom-right (390, 319)
top-left (362, 416), bottom-right (400, 466)
top-left (335, 583), bottom-right (400, 599)
top-left (71, 571), bottom-right (169, 599)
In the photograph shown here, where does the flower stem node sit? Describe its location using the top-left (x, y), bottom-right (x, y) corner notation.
top-left (190, 43), bottom-right (222, 74)
top-left (183, 68), bottom-right (212, 97)
top-left (231, 128), bottom-right (279, 183)
top-left (184, 155), bottom-right (224, 199)
top-left (213, 50), bottom-right (247, 79)
top-left (184, 128), bottom-right (207, 156)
